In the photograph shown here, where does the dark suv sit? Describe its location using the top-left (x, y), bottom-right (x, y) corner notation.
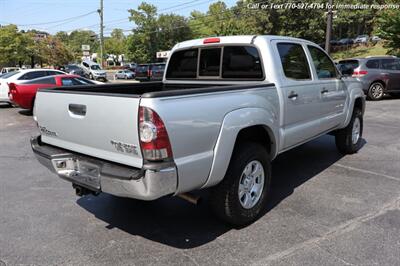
top-left (135, 63), bottom-right (166, 82)
top-left (338, 56), bottom-right (400, 100)
top-left (135, 64), bottom-right (151, 81)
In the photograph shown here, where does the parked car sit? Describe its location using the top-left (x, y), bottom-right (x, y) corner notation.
top-left (64, 64), bottom-right (85, 77)
top-left (1, 67), bottom-right (20, 75)
top-left (150, 63), bottom-right (166, 81)
top-left (330, 40), bottom-right (340, 46)
top-left (81, 61), bottom-right (107, 81)
top-left (124, 63), bottom-right (137, 72)
top-left (371, 36), bottom-right (381, 43)
top-left (135, 64), bottom-right (151, 81)
top-left (338, 38), bottom-right (354, 46)
top-left (354, 35), bottom-right (369, 44)
top-left (0, 69), bottom-right (65, 104)
top-left (114, 70), bottom-right (135, 80)
top-left (31, 35), bottom-right (365, 226)
top-left (338, 56), bottom-right (400, 100)
top-left (8, 74), bottom-right (96, 111)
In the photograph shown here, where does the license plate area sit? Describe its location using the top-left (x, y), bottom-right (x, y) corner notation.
top-left (52, 157), bottom-right (101, 190)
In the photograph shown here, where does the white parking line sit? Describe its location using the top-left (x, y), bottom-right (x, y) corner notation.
top-left (334, 163), bottom-right (400, 182)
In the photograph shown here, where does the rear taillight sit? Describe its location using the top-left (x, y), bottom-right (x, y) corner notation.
top-left (8, 83), bottom-right (17, 95)
top-left (352, 70), bottom-right (368, 77)
top-left (148, 69), bottom-right (152, 77)
top-left (139, 107), bottom-right (173, 161)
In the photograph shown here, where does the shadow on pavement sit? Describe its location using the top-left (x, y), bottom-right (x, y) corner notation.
top-left (77, 135), bottom-right (365, 249)
top-left (18, 109), bottom-right (33, 116)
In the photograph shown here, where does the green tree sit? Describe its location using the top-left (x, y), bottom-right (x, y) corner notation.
top-left (126, 2), bottom-right (192, 62)
top-left (0, 25), bottom-right (33, 66)
top-left (376, 9), bottom-right (400, 55)
top-left (104, 28), bottom-right (126, 56)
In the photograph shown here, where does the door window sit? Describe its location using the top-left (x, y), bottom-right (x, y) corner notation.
top-left (308, 46), bottom-right (338, 79)
top-left (277, 43), bottom-right (311, 80)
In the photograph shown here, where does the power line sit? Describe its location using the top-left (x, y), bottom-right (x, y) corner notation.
top-left (5, 11), bottom-right (97, 27)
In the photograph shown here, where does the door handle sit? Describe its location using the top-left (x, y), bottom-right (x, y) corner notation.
top-left (69, 104), bottom-right (87, 116)
top-left (321, 88), bottom-right (329, 94)
top-left (288, 91), bottom-right (298, 99)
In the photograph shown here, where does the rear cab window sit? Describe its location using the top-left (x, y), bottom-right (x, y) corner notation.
top-left (166, 45), bottom-right (263, 80)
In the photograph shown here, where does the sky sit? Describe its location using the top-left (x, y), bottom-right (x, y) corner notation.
top-left (0, 0), bottom-right (236, 36)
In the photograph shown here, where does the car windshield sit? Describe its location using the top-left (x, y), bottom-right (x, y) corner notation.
top-left (0, 71), bottom-right (20, 79)
top-left (67, 65), bottom-right (80, 70)
top-left (152, 64), bottom-right (165, 70)
top-left (90, 65), bottom-right (101, 70)
top-left (137, 65), bottom-right (148, 71)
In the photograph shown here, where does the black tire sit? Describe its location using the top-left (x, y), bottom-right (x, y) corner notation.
top-left (30, 97), bottom-right (35, 113)
top-left (209, 142), bottom-right (271, 226)
top-left (335, 108), bottom-right (363, 154)
top-left (389, 92), bottom-right (400, 98)
top-left (89, 73), bottom-right (93, 80)
top-left (367, 82), bottom-right (384, 101)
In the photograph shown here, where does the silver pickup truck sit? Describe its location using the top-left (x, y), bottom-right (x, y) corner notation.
top-left (31, 35), bottom-right (365, 225)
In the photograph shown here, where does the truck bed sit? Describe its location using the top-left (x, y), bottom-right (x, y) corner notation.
top-left (40, 81), bottom-right (271, 98)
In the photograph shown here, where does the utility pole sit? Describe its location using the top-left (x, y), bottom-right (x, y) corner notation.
top-left (98, 0), bottom-right (104, 67)
top-left (325, 0), bottom-right (333, 54)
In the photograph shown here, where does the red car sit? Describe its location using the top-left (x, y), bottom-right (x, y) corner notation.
top-left (8, 74), bottom-right (96, 110)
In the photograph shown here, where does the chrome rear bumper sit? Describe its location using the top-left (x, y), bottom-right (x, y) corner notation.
top-left (31, 136), bottom-right (177, 200)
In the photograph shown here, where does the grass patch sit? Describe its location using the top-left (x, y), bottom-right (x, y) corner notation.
top-left (331, 43), bottom-right (388, 60)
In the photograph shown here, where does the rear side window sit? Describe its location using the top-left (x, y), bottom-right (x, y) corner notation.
top-left (199, 48), bottom-right (221, 76)
top-left (366, 59), bottom-right (380, 69)
top-left (277, 43), bottom-right (311, 80)
top-left (23, 76), bottom-right (56, 84)
top-left (308, 46), bottom-right (338, 79)
top-left (18, 71), bottom-right (47, 80)
top-left (381, 59), bottom-right (400, 70)
top-left (166, 49), bottom-right (198, 79)
top-left (222, 46), bottom-right (263, 79)
top-left (61, 77), bottom-right (94, 86)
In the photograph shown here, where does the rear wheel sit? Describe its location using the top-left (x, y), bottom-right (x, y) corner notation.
top-left (30, 97), bottom-right (35, 113)
top-left (367, 82), bottom-right (384, 101)
top-left (209, 142), bottom-right (271, 226)
top-left (335, 108), bottom-right (363, 154)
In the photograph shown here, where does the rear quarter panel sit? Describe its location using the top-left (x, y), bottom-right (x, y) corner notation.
top-left (140, 86), bottom-right (279, 193)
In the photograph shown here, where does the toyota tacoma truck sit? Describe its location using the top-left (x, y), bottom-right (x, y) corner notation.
top-left (31, 36), bottom-right (365, 225)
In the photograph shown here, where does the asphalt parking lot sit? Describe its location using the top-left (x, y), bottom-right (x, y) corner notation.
top-left (1, 98), bottom-right (400, 265)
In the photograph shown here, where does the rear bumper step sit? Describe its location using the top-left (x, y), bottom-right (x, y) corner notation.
top-left (31, 136), bottom-right (177, 200)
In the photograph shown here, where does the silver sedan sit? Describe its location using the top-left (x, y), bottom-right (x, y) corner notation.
top-left (114, 70), bottom-right (135, 79)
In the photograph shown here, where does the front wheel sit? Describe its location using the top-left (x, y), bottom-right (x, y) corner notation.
top-left (367, 82), bottom-right (384, 101)
top-left (335, 108), bottom-right (363, 154)
top-left (209, 142), bottom-right (271, 226)
top-left (89, 73), bottom-right (94, 80)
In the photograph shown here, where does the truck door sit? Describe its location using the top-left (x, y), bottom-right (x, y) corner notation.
top-left (273, 41), bottom-right (323, 149)
top-left (306, 45), bottom-right (347, 131)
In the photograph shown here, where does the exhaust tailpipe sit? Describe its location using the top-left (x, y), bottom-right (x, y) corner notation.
top-left (177, 193), bottom-right (201, 205)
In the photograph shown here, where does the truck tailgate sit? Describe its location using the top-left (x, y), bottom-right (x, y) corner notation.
top-left (35, 91), bottom-right (143, 168)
